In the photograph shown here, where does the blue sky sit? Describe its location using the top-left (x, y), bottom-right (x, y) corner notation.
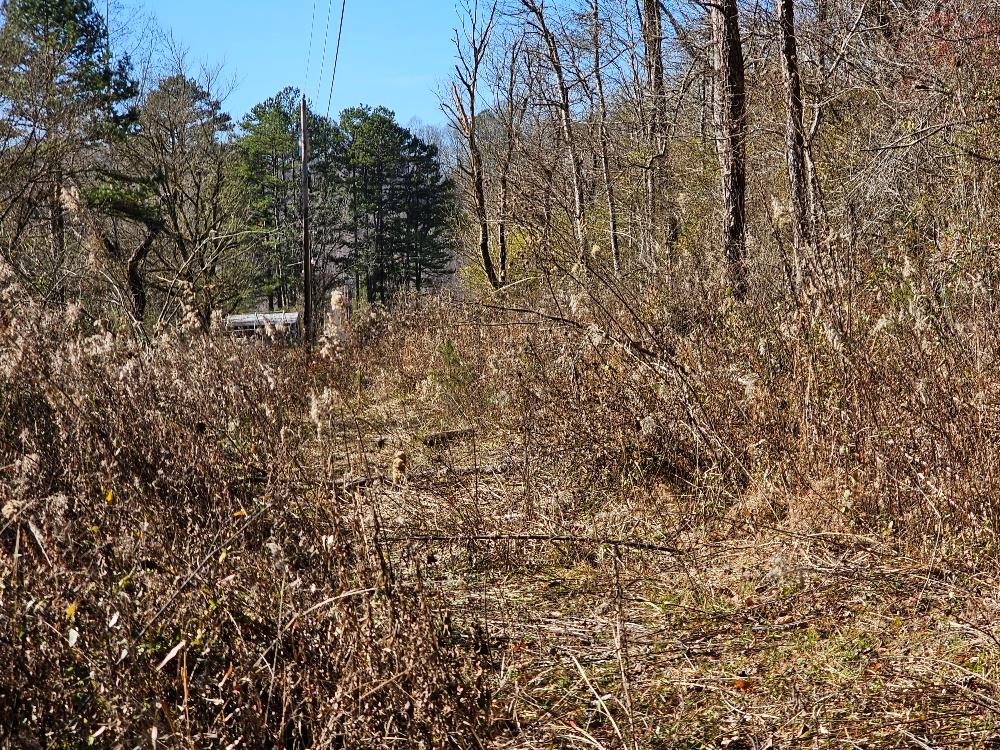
top-left (134, 1), bottom-right (458, 126)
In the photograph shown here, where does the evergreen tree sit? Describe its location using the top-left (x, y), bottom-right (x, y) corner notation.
top-left (400, 135), bottom-right (454, 291)
top-left (232, 99), bottom-right (454, 309)
top-left (235, 87), bottom-right (342, 311)
top-left (332, 105), bottom-right (454, 302)
top-left (236, 87), bottom-right (301, 310)
top-left (0, 0), bottom-right (135, 299)
top-left (0, 0), bottom-right (136, 133)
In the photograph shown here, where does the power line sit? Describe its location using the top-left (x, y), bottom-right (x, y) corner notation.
top-left (304, 0), bottom-right (318, 93)
top-left (325, 0), bottom-right (347, 119)
top-left (314, 0), bottom-right (334, 105)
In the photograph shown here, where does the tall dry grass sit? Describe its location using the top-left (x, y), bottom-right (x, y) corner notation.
top-left (0, 277), bottom-right (486, 748)
top-left (4, 241), bottom-right (1000, 746)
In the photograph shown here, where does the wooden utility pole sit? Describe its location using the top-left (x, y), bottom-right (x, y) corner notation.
top-left (300, 95), bottom-right (313, 346)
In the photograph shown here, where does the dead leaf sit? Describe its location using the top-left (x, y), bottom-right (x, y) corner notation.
top-left (155, 639), bottom-right (187, 672)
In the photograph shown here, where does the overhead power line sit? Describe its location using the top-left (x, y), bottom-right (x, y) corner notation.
top-left (325, 0), bottom-right (348, 119)
top-left (314, 0), bottom-right (334, 105)
top-left (304, 0), bottom-right (318, 93)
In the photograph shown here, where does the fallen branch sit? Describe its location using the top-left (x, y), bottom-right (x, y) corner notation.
top-left (384, 532), bottom-right (686, 557)
top-left (332, 460), bottom-right (522, 492)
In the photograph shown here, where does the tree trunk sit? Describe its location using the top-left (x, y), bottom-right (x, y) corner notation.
top-left (476, 172), bottom-right (499, 289)
top-left (642, 0), bottom-right (675, 245)
top-left (780, 0), bottom-right (809, 296)
top-left (446, 2), bottom-right (503, 290)
top-left (523, 0), bottom-right (588, 270)
top-left (711, 0), bottom-right (749, 300)
top-left (127, 229), bottom-right (161, 322)
top-left (594, 0), bottom-right (621, 274)
top-left (50, 175), bottom-right (66, 302)
top-left (497, 185), bottom-right (509, 285)
top-left (496, 43), bottom-right (521, 288)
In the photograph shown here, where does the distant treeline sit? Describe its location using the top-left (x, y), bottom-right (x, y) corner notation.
top-left (0, 0), bottom-right (454, 330)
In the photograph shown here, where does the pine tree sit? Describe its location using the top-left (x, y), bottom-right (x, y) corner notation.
top-left (236, 87), bottom-right (302, 310)
top-left (231, 100), bottom-right (455, 309)
top-left (0, 0), bottom-right (136, 298)
top-left (332, 106), bottom-right (454, 302)
top-left (401, 135), bottom-right (454, 291)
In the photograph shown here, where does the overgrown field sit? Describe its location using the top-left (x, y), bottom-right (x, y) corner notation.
top-left (4, 272), bottom-right (1000, 748)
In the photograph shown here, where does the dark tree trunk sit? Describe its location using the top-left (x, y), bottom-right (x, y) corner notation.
top-left (446, 3), bottom-right (503, 290)
top-left (711, 0), bottom-right (749, 300)
top-left (780, 0), bottom-right (809, 296)
top-left (126, 229), bottom-right (161, 322)
top-left (642, 0), bottom-right (673, 243)
top-left (50, 176), bottom-right (66, 301)
top-left (595, 0), bottom-right (622, 273)
top-left (496, 39), bottom-right (526, 287)
top-left (478, 210), bottom-right (499, 289)
top-left (497, 204), bottom-right (509, 285)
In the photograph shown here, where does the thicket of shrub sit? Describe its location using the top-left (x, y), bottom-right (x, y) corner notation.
top-left (338, 266), bottom-right (1000, 547)
top-left (0, 279), bottom-right (486, 748)
top-left (5, 243), bottom-right (1000, 744)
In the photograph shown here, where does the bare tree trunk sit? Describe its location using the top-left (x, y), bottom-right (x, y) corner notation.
top-left (497, 204), bottom-right (509, 284)
top-left (496, 114), bottom-right (510, 288)
top-left (522, 0), bottom-right (589, 270)
top-left (495, 38), bottom-right (529, 287)
top-left (641, 0), bottom-right (674, 245)
top-left (804, 0), bottom-right (839, 253)
top-left (474, 171), bottom-right (498, 287)
top-left (780, 0), bottom-right (809, 296)
top-left (63, 183), bottom-right (162, 323)
top-left (711, 0), bottom-right (749, 300)
top-left (445, 1), bottom-right (503, 290)
top-left (594, 0), bottom-right (621, 274)
top-left (50, 175), bottom-right (66, 302)
top-left (126, 229), bottom-right (161, 321)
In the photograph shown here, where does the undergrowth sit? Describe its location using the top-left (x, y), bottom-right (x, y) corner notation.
top-left (4, 263), bottom-right (1000, 747)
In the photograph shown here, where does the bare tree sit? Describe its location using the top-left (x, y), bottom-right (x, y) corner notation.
top-left (60, 182), bottom-right (164, 323)
top-left (489, 34), bottom-right (531, 285)
top-left (132, 66), bottom-right (249, 328)
top-left (444, 0), bottom-right (503, 290)
top-left (592, 0), bottom-right (622, 273)
top-left (779, 0), bottom-right (809, 297)
top-left (710, 0), bottom-right (749, 300)
top-left (520, 0), bottom-right (589, 270)
top-left (641, 0), bottom-right (674, 245)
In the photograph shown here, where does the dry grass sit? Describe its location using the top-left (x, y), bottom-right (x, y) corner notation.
top-left (0, 284), bottom-right (486, 748)
top-left (5, 264), bottom-right (1000, 748)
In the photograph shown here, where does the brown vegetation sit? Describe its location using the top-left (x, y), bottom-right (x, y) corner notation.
top-left (6, 0), bottom-right (1000, 746)
top-left (5, 258), bottom-right (1000, 745)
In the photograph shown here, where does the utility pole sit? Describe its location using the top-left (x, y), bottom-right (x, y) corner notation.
top-left (300, 95), bottom-right (313, 347)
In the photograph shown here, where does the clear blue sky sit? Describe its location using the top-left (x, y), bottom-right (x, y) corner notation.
top-left (135, 0), bottom-right (458, 126)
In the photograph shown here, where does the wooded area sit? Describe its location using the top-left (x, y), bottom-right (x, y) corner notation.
top-left (0, 0), bottom-right (454, 329)
top-left (448, 0), bottom-right (1000, 314)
